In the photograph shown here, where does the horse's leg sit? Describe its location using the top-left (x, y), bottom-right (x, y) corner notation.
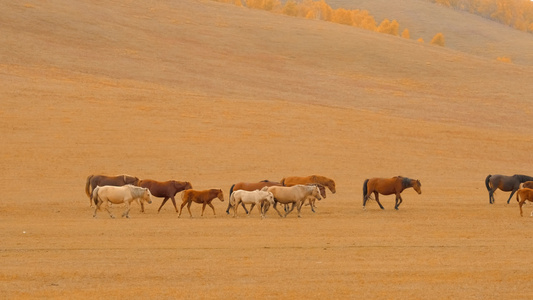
top-left (122, 201), bottom-right (131, 218)
top-left (241, 202), bottom-right (249, 214)
top-left (374, 192), bottom-right (384, 210)
top-left (187, 201), bottom-right (193, 218)
top-left (158, 197), bottom-right (169, 213)
top-left (233, 199), bottom-right (239, 218)
top-left (394, 194), bottom-right (403, 210)
top-left (201, 202), bottom-right (207, 216)
top-left (207, 201), bottom-right (216, 216)
top-left (104, 201), bottom-right (115, 219)
top-left (519, 200), bottom-right (524, 216)
top-left (284, 202), bottom-right (296, 217)
top-left (178, 201), bottom-right (187, 218)
top-left (170, 196), bottom-right (179, 213)
top-left (273, 202), bottom-right (284, 217)
top-left (296, 200), bottom-right (303, 218)
top-left (507, 189), bottom-right (518, 204)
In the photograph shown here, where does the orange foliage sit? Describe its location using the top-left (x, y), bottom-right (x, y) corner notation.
top-left (214, 0), bottom-right (442, 44)
top-left (401, 28), bottom-right (411, 39)
top-left (497, 56), bottom-right (513, 62)
top-left (430, 32), bottom-right (445, 46)
top-left (428, 0), bottom-right (533, 33)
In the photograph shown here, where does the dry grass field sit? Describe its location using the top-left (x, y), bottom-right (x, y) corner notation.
top-left (1, 0), bottom-right (533, 298)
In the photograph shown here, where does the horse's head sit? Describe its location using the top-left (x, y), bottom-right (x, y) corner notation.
top-left (327, 180), bottom-right (336, 194)
top-left (265, 191), bottom-right (275, 205)
top-left (217, 189), bottom-right (224, 202)
top-left (312, 186), bottom-right (322, 201)
top-left (126, 175), bottom-right (140, 186)
top-left (412, 179), bottom-right (422, 194)
top-left (142, 188), bottom-right (153, 204)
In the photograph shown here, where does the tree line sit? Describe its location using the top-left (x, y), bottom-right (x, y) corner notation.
top-left (215, 0), bottom-right (446, 46)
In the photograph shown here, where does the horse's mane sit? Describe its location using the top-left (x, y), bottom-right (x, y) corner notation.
top-left (401, 177), bottom-right (412, 189)
top-left (515, 174), bottom-right (533, 182)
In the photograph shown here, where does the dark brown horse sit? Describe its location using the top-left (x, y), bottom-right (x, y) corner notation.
top-left (281, 175), bottom-right (336, 194)
top-left (179, 189), bottom-right (224, 218)
top-left (138, 179), bottom-right (192, 213)
top-left (363, 176), bottom-right (422, 210)
top-left (485, 174), bottom-right (533, 204)
top-left (226, 180), bottom-right (282, 214)
top-left (85, 174), bottom-right (139, 206)
top-left (516, 188), bottom-right (533, 217)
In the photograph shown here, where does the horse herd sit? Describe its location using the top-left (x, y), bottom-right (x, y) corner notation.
top-left (85, 173), bottom-right (533, 218)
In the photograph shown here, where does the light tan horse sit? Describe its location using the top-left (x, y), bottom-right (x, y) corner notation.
top-left (179, 189), bottom-right (224, 218)
top-left (230, 189), bottom-right (275, 219)
top-left (281, 175), bottom-right (336, 194)
top-left (363, 176), bottom-right (421, 210)
top-left (92, 185), bottom-right (152, 218)
top-left (516, 188), bottom-right (533, 217)
top-left (266, 185), bottom-right (321, 218)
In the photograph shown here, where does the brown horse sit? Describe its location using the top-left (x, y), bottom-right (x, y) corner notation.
top-left (363, 176), bottom-right (422, 210)
top-left (226, 180), bottom-right (282, 214)
top-left (516, 188), bottom-right (533, 217)
top-left (85, 174), bottom-right (139, 206)
top-left (281, 175), bottom-right (336, 194)
top-left (138, 179), bottom-right (192, 213)
top-left (179, 189), bottom-right (224, 218)
top-left (485, 174), bottom-right (533, 204)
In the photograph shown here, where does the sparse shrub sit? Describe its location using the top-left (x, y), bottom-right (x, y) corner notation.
top-left (282, 0), bottom-right (298, 16)
top-left (401, 28), bottom-right (410, 39)
top-left (417, 37), bottom-right (425, 43)
top-left (430, 32), bottom-right (445, 46)
top-left (497, 56), bottom-right (512, 63)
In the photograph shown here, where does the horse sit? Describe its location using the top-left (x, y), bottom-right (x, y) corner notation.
top-left (485, 174), bottom-right (533, 204)
top-left (363, 176), bottom-right (421, 210)
top-left (516, 188), bottom-right (533, 217)
top-left (179, 189), bottom-right (224, 218)
top-left (137, 179), bottom-right (192, 213)
top-left (85, 174), bottom-right (139, 206)
top-left (522, 181), bottom-right (533, 189)
top-left (283, 183), bottom-right (326, 213)
top-left (226, 180), bottom-right (282, 214)
top-left (91, 185), bottom-right (152, 218)
top-left (229, 189), bottom-right (275, 219)
top-left (266, 185), bottom-right (321, 218)
top-left (281, 175), bottom-right (336, 194)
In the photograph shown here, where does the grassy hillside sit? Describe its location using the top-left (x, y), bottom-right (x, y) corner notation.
top-left (327, 0), bottom-right (533, 65)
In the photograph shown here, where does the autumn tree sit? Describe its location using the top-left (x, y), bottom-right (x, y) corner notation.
top-left (401, 28), bottom-right (410, 39)
top-left (430, 32), bottom-right (445, 46)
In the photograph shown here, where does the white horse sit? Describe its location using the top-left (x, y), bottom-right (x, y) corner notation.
top-left (92, 185), bottom-right (152, 218)
top-left (230, 189), bottom-right (275, 219)
top-left (266, 185), bottom-right (321, 218)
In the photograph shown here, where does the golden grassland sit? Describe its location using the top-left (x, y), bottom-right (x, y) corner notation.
top-left (1, 0), bottom-right (533, 298)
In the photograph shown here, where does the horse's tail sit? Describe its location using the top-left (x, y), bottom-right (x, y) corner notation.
top-left (229, 190), bottom-right (236, 207)
top-left (85, 175), bottom-right (93, 198)
top-left (485, 174), bottom-right (492, 191)
top-left (229, 184), bottom-right (235, 197)
top-left (91, 186), bottom-right (100, 207)
top-left (280, 178), bottom-right (286, 186)
top-left (363, 179), bottom-right (369, 199)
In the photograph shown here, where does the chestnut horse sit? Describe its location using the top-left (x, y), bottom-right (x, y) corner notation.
top-left (85, 174), bottom-right (139, 206)
top-left (363, 176), bottom-right (422, 210)
top-left (523, 181), bottom-right (533, 189)
top-left (138, 179), bottom-right (192, 213)
top-left (485, 174), bottom-right (533, 204)
top-left (281, 175), bottom-right (336, 194)
top-left (225, 180), bottom-right (282, 214)
top-left (179, 189), bottom-right (224, 218)
top-left (516, 188), bottom-right (533, 217)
